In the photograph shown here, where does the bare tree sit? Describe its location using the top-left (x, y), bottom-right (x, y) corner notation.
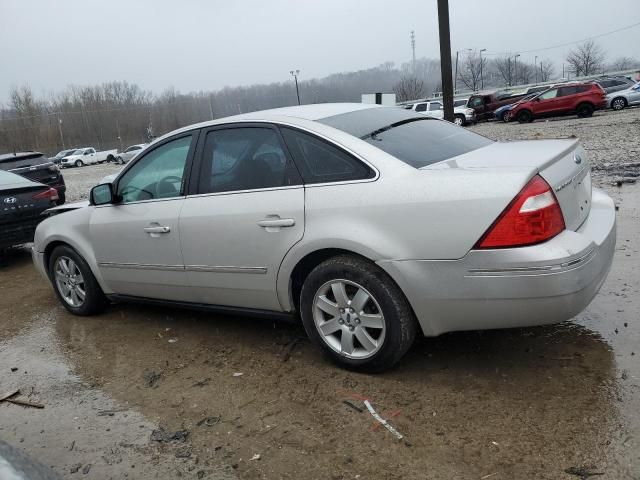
top-left (566, 40), bottom-right (605, 77)
top-left (493, 56), bottom-right (515, 86)
top-left (393, 75), bottom-right (425, 102)
top-left (457, 51), bottom-right (487, 92)
top-left (610, 56), bottom-right (637, 71)
top-left (539, 59), bottom-right (555, 82)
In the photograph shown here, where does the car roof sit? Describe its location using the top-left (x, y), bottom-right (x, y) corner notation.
top-left (0, 151), bottom-right (45, 161)
top-left (150, 103), bottom-right (386, 144)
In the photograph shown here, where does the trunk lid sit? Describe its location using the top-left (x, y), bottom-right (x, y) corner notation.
top-left (425, 138), bottom-right (591, 231)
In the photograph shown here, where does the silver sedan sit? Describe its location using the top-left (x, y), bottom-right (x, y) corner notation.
top-left (32, 104), bottom-right (616, 371)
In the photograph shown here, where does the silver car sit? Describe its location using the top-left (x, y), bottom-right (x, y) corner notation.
top-left (607, 82), bottom-right (640, 111)
top-left (114, 144), bottom-right (147, 164)
top-left (32, 104), bottom-right (616, 371)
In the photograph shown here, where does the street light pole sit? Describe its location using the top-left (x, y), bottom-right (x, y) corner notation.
top-left (454, 50), bottom-right (459, 93)
top-left (57, 116), bottom-right (65, 149)
top-left (479, 48), bottom-right (486, 90)
top-left (437, 0), bottom-right (454, 123)
top-left (290, 70), bottom-right (301, 105)
top-left (534, 55), bottom-right (538, 84)
top-left (514, 54), bottom-right (521, 85)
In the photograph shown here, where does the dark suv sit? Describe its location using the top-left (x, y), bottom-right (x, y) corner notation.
top-left (0, 152), bottom-right (66, 204)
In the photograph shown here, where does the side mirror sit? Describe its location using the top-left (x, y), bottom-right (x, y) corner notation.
top-left (90, 183), bottom-right (116, 206)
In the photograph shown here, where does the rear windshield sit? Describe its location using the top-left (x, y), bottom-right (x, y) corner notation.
top-left (318, 107), bottom-right (492, 168)
top-left (0, 153), bottom-right (48, 170)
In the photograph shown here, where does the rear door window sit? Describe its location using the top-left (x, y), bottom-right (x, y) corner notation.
top-left (414, 103), bottom-right (427, 112)
top-left (558, 86), bottom-right (578, 96)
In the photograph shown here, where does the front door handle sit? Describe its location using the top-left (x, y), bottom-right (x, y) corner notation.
top-left (144, 225), bottom-right (171, 234)
top-left (257, 218), bottom-right (295, 228)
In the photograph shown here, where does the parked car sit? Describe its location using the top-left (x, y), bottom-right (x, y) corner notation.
top-left (509, 82), bottom-right (607, 123)
top-left (467, 91), bottom-right (530, 121)
top-left (114, 144), bottom-right (147, 164)
top-left (60, 147), bottom-right (118, 167)
top-left (0, 169), bottom-right (59, 250)
top-left (494, 93), bottom-right (541, 122)
top-left (595, 76), bottom-right (636, 94)
top-left (32, 104), bottom-right (615, 371)
top-left (405, 101), bottom-right (476, 126)
top-left (50, 148), bottom-right (77, 164)
top-left (453, 98), bottom-right (469, 108)
top-left (0, 152), bottom-right (66, 204)
top-left (606, 82), bottom-right (640, 111)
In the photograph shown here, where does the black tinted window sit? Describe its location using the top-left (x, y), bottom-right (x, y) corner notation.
top-left (318, 108), bottom-right (492, 169)
top-left (198, 127), bottom-right (300, 194)
top-left (558, 86), bottom-right (578, 96)
top-left (415, 103), bottom-right (427, 112)
top-left (280, 127), bottom-right (373, 184)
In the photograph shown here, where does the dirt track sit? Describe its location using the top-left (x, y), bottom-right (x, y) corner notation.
top-left (1, 110), bottom-right (639, 479)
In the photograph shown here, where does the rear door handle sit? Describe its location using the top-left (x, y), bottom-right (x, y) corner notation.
top-left (144, 225), bottom-right (171, 234)
top-left (257, 218), bottom-right (295, 228)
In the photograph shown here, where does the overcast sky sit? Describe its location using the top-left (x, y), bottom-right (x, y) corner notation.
top-left (1, 0), bottom-right (638, 103)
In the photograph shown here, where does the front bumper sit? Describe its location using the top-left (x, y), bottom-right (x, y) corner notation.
top-left (380, 188), bottom-right (616, 336)
top-left (32, 248), bottom-right (48, 279)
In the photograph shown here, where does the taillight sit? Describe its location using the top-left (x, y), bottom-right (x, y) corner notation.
top-left (32, 187), bottom-right (59, 202)
top-left (475, 175), bottom-right (565, 249)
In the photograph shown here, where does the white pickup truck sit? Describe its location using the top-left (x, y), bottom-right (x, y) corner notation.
top-left (59, 147), bottom-right (118, 168)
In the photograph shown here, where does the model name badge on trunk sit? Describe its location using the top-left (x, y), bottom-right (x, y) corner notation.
top-left (555, 166), bottom-right (588, 193)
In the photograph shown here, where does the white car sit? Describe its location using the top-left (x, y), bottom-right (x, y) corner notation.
top-left (32, 103), bottom-right (615, 371)
top-left (607, 82), bottom-right (640, 111)
top-left (114, 144), bottom-right (147, 165)
top-left (405, 101), bottom-right (476, 126)
top-left (60, 147), bottom-right (118, 167)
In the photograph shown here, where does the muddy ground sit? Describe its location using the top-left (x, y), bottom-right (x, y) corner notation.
top-left (1, 110), bottom-right (640, 479)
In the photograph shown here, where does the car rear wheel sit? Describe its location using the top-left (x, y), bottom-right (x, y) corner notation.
top-left (611, 98), bottom-right (627, 111)
top-left (517, 110), bottom-right (533, 123)
top-left (453, 115), bottom-right (465, 126)
top-left (116, 157), bottom-right (124, 165)
top-left (576, 103), bottom-right (594, 118)
top-left (49, 245), bottom-right (107, 316)
top-left (75, 160), bottom-right (84, 167)
top-left (300, 255), bottom-right (417, 372)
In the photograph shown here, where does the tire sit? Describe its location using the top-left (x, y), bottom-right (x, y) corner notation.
top-left (57, 191), bottom-right (66, 205)
top-left (611, 97), bottom-right (627, 111)
top-left (517, 110), bottom-right (533, 123)
top-left (116, 157), bottom-right (124, 165)
top-left (299, 255), bottom-right (417, 372)
top-left (503, 111), bottom-right (511, 122)
top-left (107, 155), bottom-right (115, 163)
top-left (576, 103), bottom-right (594, 118)
top-left (75, 160), bottom-right (83, 167)
top-left (453, 114), bottom-right (465, 126)
top-left (48, 245), bottom-right (107, 316)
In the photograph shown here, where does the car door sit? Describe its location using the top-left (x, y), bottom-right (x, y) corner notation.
top-left (90, 132), bottom-right (198, 301)
top-left (534, 88), bottom-right (562, 115)
top-left (628, 84), bottom-right (640, 105)
top-left (85, 148), bottom-right (97, 165)
top-left (179, 124), bottom-right (304, 311)
top-left (427, 101), bottom-right (444, 119)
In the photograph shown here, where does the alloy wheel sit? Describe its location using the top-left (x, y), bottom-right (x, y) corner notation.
top-left (312, 279), bottom-right (386, 359)
top-left (453, 116), bottom-right (464, 126)
top-left (612, 99), bottom-right (625, 111)
top-left (54, 256), bottom-right (86, 307)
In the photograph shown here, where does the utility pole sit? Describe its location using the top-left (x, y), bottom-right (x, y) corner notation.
top-left (208, 93), bottom-right (214, 120)
top-left (290, 70), bottom-right (301, 105)
top-left (410, 30), bottom-right (416, 74)
top-left (534, 55), bottom-right (538, 84)
top-left (514, 54), bottom-right (520, 85)
top-left (454, 50), bottom-right (459, 93)
top-left (437, 0), bottom-right (454, 123)
top-left (57, 116), bottom-right (65, 149)
top-left (480, 48), bottom-right (486, 90)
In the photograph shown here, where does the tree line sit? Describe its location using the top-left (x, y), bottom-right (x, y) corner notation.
top-left (1, 40), bottom-right (637, 155)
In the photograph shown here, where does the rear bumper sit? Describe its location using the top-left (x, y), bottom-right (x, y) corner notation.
top-left (380, 188), bottom-right (616, 336)
top-left (0, 217), bottom-right (42, 250)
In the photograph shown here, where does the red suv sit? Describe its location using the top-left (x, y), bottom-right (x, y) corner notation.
top-left (509, 82), bottom-right (607, 123)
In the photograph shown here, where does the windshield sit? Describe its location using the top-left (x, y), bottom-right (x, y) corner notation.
top-left (318, 107), bottom-right (492, 168)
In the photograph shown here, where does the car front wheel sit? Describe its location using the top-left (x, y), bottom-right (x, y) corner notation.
top-left (49, 245), bottom-right (107, 316)
top-left (453, 115), bottom-right (465, 126)
top-left (300, 255), bottom-right (417, 372)
top-left (611, 98), bottom-right (626, 111)
top-left (75, 160), bottom-right (83, 167)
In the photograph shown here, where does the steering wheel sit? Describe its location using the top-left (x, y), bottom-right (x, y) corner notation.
top-left (156, 175), bottom-right (183, 196)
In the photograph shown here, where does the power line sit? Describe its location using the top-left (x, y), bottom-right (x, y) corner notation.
top-left (482, 20), bottom-right (640, 56)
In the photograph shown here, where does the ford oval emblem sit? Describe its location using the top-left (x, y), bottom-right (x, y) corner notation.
top-left (3, 197), bottom-right (17, 204)
top-left (574, 154), bottom-right (582, 165)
